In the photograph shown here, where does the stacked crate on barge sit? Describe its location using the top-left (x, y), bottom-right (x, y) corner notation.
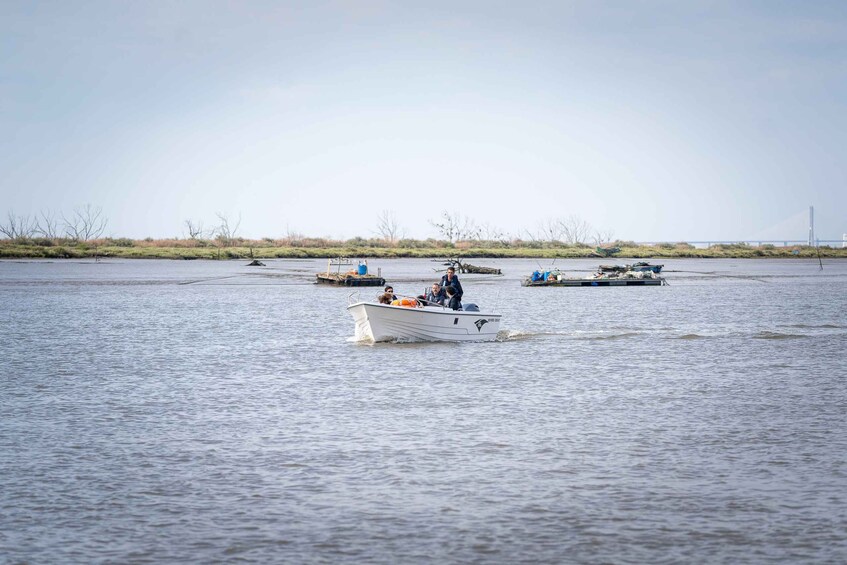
top-left (522, 268), bottom-right (666, 287)
top-left (316, 258), bottom-right (385, 287)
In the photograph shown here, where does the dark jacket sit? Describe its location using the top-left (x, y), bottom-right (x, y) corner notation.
top-left (440, 273), bottom-right (463, 299)
top-left (424, 287), bottom-right (446, 306)
top-left (447, 294), bottom-right (462, 311)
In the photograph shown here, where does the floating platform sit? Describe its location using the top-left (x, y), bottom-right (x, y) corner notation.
top-left (318, 257), bottom-right (385, 286)
top-left (522, 277), bottom-right (665, 287)
top-left (316, 273), bottom-right (386, 286)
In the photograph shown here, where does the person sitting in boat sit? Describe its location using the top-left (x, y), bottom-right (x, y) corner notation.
top-left (440, 266), bottom-right (463, 299)
top-left (384, 285), bottom-right (398, 301)
top-left (377, 293), bottom-right (393, 304)
top-left (421, 282), bottom-right (446, 306)
top-left (445, 285), bottom-right (462, 311)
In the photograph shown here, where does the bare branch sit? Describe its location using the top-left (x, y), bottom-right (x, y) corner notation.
top-left (522, 228), bottom-right (539, 243)
top-left (62, 204), bottom-right (108, 242)
top-left (478, 222), bottom-right (506, 242)
top-left (429, 211), bottom-right (456, 243)
top-left (593, 229), bottom-right (615, 246)
top-left (428, 211), bottom-right (479, 243)
top-left (457, 217), bottom-right (481, 242)
top-left (375, 210), bottom-right (403, 244)
top-left (35, 209), bottom-right (60, 239)
top-left (184, 219), bottom-right (206, 240)
top-left (214, 212), bottom-right (241, 246)
top-left (0, 211), bottom-right (37, 240)
top-left (536, 218), bottom-right (564, 242)
top-left (284, 225), bottom-right (303, 243)
top-left (558, 215), bottom-right (593, 245)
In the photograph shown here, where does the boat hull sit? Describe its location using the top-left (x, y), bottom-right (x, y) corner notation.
top-left (348, 302), bottom-right (501, 342)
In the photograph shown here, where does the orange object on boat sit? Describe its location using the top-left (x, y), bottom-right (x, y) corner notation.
top-left (391, 298), bottom-right (418, 308)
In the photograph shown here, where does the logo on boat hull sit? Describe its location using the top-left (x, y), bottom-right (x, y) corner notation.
top-left (474, 319), bottom-right (489, 332)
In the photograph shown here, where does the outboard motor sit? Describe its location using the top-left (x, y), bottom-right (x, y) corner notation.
top-left (463, 303), bottom-right (480, 312)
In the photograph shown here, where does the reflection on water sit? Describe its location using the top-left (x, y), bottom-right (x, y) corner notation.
top-left (2, 258), bottom-right (846, 563)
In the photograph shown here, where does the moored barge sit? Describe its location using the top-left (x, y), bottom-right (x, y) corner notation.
top-left (316, 258), bottom-right (385, 287)
top-left (522, 277), bottom-right (665, 287)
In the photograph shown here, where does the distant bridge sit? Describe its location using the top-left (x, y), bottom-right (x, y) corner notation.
top-left (637, 240), bottom-right (845, 249)
top-left (656, 207), bottom-right (845, 248)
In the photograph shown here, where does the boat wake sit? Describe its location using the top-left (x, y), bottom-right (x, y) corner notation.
top-left (577, 331), bottom-right (643, 341)
top-left (495, 329), bottom-right (644, 341)
top-left (347, 335), bottom-right (372, 344)
top-left (779, 323), bottom-right (843, 329)
top-left (676, 333), bottom-right (711, 340)
top-left (676, 330), bottom-right (820, 340)
top-left (352, 327), bottom-right (839, 344)
top-left (495, 329), bottom-right (538, 341)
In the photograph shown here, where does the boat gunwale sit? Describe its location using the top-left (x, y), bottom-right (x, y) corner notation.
top-left (347, 301), bottom-right (501, 318)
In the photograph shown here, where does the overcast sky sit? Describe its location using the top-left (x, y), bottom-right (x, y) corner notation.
top-left (2, 1), bottom-right (845, 242)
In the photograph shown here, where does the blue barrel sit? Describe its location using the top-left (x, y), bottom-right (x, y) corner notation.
top-left (357, 263), bottom-right (368, 275)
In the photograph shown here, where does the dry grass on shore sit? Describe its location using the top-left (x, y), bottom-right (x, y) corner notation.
top-left (1, 237), bottom-right (845, 260)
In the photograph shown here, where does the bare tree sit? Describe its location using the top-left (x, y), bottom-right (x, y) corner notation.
top-left (214, 212), bottom-right (241, 246)
top-left (429, 211), bottom-right (479, 243)
top-left (35, 209), bottom-right (60, 239)
top-left (284, 225), bottom-right (303, 243)
top-left (184, 219), bottom-right (206, 240)
top-left (478, 222), bottom-right (507, 242)
top-left (521, 228), bottom-right (540, 243)
top-left (0, 211), bottom-right (37, 240)
top-left (593, 229), bottom-right (615, 246)
top-left (430, 211), bottom-right (456, 242)
top-left (460, 219), bottom-right (481, 242)
top-left (536, 218), bottom-right (564, 242)
top-left (375, 210), bottom-right (403, 244)
top-left (63, 204), bottom-right (108, 242)
top-left (559, 215), bottom-right (593, 245)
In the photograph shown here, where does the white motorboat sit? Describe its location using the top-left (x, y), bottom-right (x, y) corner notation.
top-left (347, 300), bottom-right (502, 342)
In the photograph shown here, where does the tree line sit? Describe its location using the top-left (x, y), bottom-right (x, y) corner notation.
top-left (1, 207), bottom-right (615, 247)
top-left (383, 210), bottom-right (614, 246)
top-left (0, 205), bottom-right (107, 242)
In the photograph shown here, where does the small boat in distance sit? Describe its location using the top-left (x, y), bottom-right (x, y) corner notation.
top-left (592, 245), bottom-right (622, 257)
top-left (347, 297), bottom-right (502, 342)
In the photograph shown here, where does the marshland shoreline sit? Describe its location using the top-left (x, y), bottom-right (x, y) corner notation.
top-left (2, 240), bottom-right (845, 260)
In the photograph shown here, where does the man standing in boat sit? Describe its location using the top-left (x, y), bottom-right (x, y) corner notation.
top-left (440, 266), bottom-right (463, 299)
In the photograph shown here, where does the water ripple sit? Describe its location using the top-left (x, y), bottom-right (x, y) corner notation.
top-left (2, 258), bottom-right (846, 564)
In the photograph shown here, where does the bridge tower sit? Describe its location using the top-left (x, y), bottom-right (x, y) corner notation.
top-left (808, 206), bottom-right (815, 246)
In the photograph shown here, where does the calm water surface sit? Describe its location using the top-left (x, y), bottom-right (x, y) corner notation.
top-left (2, 258), bottom-right (846, 563)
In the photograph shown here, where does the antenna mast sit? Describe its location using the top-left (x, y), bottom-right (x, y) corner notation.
top-left (808, 206), bottom-right (815, 246)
